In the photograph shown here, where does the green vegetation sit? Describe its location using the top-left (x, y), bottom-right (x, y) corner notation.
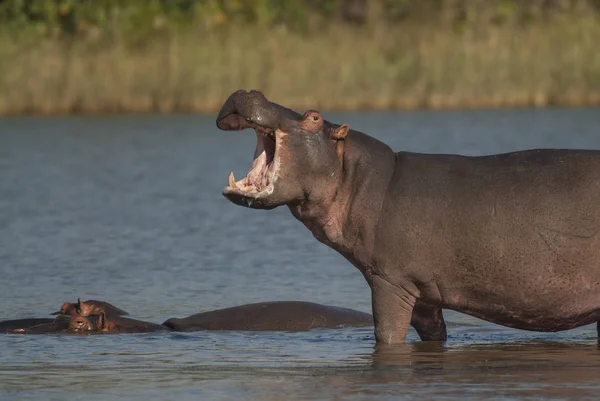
top-left (0, 0), bottom-right (599, 114)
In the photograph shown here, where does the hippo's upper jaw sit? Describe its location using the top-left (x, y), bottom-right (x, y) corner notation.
top-left (216, 89), bottom-right (302, 131)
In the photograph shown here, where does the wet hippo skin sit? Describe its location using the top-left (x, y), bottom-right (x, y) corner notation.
top-left (216, 89), bottom-right (600, 344)
top-left (3, 315), bottom-right (72, 334)
top-left (3, 300), bottom-right (372, 335)
top-left (1, 298), bottom-right (130, 333)
top-left (162, 301), bottom-right (373, 332)
top-left (3, 314), bottom-right (162, 335)
top-left (1, 318), bottom-right (56, 333)
top-left (52, 298), bottom-right (129, 317)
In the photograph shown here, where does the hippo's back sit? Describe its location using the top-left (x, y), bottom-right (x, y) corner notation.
top-left (0, 318), bottom-right (55, 333)
top-left (162, 301), bottom-right (373, 332)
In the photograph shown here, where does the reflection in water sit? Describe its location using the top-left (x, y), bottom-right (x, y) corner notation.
top-left (372, 338), bottom-right (600, 368)
top-left (364, 340), bottom-right (600, 399)
top-left (2, 108), bottom-right (600, 400)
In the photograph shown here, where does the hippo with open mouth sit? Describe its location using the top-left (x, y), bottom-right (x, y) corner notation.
top-left (216, 89), bottom-right (600, 344)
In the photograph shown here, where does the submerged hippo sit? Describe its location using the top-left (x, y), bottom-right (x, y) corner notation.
top-left (2, 299), bottom-right (129, 334)
top-left (1, 318), bottom-right (56, 333)
top-left (3, 313), bottom-right (165, 335)
top-left (52, 298), bottom-right (129, 317)
top-left (216, 89), bottom-right (600, 344)
top-left (162, 301), bottom-right (373, 331)
top-left (3, 315), bottom-right (72, 334)
top-left (3, 300), bottom-right (371, 335)
top-left (69, 312), bottom-right (167, 334)
top-left (4, 314), bottom-right (159, 335)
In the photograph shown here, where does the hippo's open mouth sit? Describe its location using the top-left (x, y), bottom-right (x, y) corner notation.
top-left (216, 89), bottom-right (304, 208)
top-left (223, 126), bottom-right (279, 202)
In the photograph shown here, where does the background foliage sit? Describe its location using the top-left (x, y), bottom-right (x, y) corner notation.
top-left (0, 0), bottom-right (599, 114)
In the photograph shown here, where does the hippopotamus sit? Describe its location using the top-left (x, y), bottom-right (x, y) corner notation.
top-left (69, 312), bottom-right (167, 334)
top-left (3, 313), bottom-right (158, 335)
top-left (2, 299), bottom-right (129, 334)
top-left (1, 318), bottom-right (57, 333)
top-left (52, 298), bottom-right (129, 317)
top-left (162, 301), bottom-right (373, 331)
top-left (68, 301), bottom-right (371, 333)
top-left (216, 89), bottom-right (600, 344)
top-left (2, 313), bottom-right (165, 335)
top-left (3, 299), bottom-right (371, 335)
top-left (3, 314), bottom-right (72, 334)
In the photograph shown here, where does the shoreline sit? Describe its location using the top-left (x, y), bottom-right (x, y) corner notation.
top-left (1, 98), bottom-right (599, 117)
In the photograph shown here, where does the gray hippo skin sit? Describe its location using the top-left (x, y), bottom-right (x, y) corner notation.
top-left (216, 89), bottom-right (600, 344)
top-left (162, 301), bottom-right (373, 332)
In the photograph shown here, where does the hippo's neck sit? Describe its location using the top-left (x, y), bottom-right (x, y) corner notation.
top-left (289, 130), bottom-right (396, 279)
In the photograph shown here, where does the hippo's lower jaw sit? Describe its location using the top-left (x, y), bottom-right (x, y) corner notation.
top-left (222, 190), bottom-right (278, 210)
top-left (222, 127), bottom-right (281, 209)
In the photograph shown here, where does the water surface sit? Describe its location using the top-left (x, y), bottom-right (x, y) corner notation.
top-left (1, 107), bottom-right (600, 400)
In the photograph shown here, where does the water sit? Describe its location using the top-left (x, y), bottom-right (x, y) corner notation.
top-left (1, 107), bottom-right (600, 400)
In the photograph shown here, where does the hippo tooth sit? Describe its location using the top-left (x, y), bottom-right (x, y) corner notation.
top-left (229, 172), bottom-right (235, 188)
top-left (241, 185), bottom-right (256, 192)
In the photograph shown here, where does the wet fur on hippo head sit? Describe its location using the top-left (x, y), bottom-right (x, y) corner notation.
top-left (217, 90), bottom-right (349, 209)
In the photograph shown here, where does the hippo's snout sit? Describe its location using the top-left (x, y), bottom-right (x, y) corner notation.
top-left (70, 316), bottom-right (92, 332)
top-left (216, 89), bottom-right (266, 130)
top-left (216, 89), bottom-right (302, 132)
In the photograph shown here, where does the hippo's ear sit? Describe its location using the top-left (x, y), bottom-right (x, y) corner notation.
top-left (330, 124), bottom-right (349, 141)
top-left (98, 312), bottom-right (107, 330)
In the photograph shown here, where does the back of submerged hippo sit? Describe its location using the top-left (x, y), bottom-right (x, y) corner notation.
top-left (163, 301), bottom-right (373, 332)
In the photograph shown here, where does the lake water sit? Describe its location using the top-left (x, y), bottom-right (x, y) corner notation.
top-left (1, 107), bottom-right (600, 400)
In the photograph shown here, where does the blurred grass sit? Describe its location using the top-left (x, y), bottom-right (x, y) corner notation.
top-left (0, 0), bottom-right (599, 115)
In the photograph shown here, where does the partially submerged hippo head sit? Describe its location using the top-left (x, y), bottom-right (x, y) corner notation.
top-left (69, 312), bottom-right (113, 333)
top-left (52, 298), bottom-right (129, 317)
top-left (68, 312), bottom-right (166, 334)
top-left (217, 90), bottom-right (349, 209)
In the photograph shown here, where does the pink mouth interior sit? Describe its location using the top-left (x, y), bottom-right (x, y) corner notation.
top-left (227, 129), bottom-right (276, 193)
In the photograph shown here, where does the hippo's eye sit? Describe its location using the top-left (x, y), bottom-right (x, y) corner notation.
top-left (312, 115), bottom-right (319, 122)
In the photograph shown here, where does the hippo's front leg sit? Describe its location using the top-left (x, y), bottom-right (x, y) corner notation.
top-left (371, 275), bottom-right (420, 344)
top-left (411, 302), bottom-right (447, 341)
